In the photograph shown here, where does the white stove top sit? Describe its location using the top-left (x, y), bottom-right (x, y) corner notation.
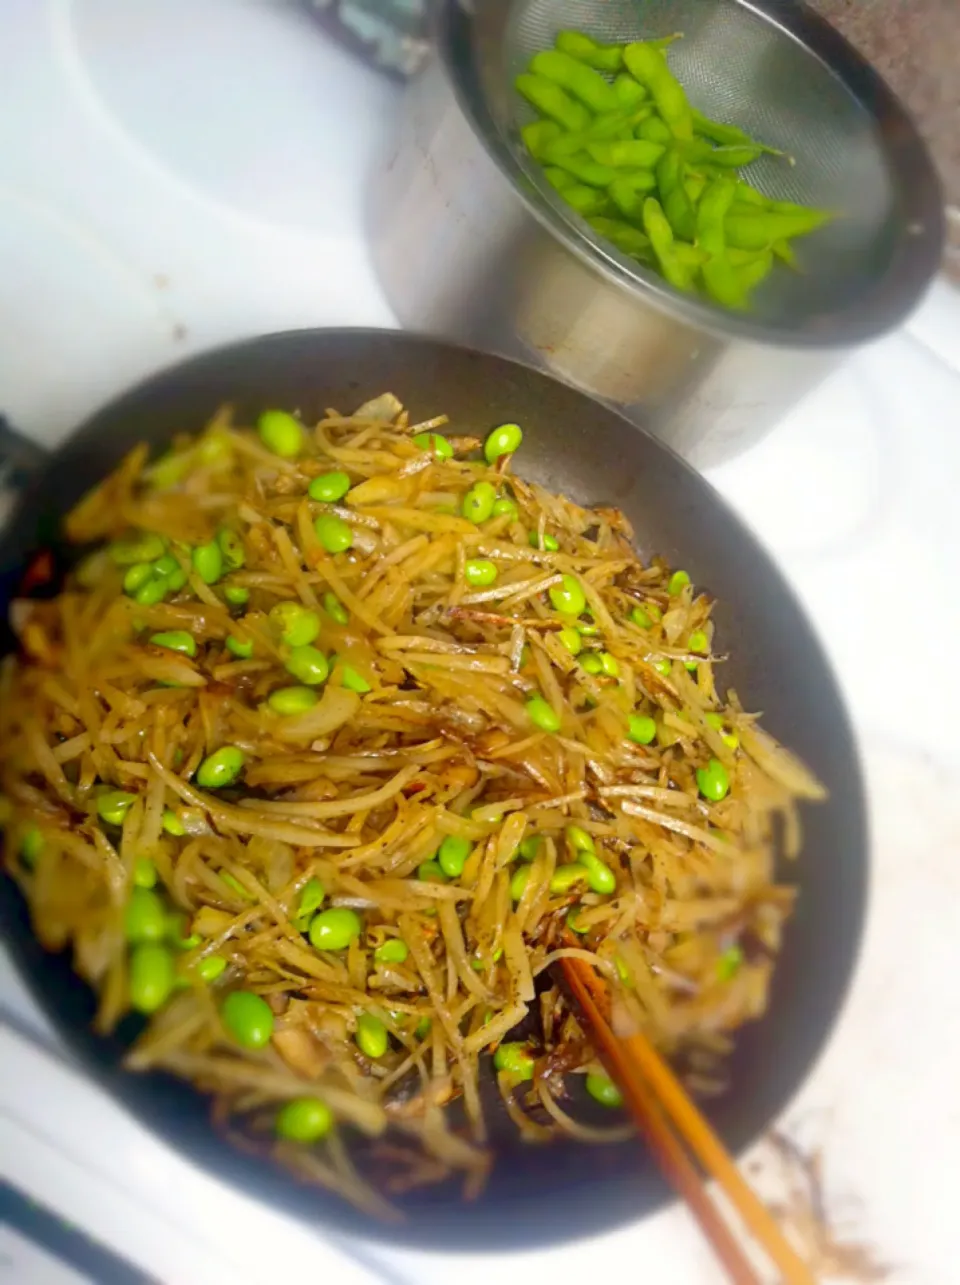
top-left (3, 3), bottom-right (960, 1282)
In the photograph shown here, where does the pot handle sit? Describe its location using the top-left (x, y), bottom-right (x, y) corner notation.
top-left (300, 0), bottom-right (432, 78)
top-left (0, 416), bottom-right (48, 500)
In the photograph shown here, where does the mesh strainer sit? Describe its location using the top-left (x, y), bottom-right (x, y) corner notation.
top-left (443, 0), bottom-right (943, 342)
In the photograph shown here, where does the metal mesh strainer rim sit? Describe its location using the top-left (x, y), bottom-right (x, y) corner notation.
top-left (434, 0), bottom-right (944, 349)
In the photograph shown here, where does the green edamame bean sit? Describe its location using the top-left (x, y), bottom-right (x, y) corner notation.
top-left (549, 574), bottom-right (586, 616)
top-left (544, 166), bottom-right (576, 194)
top-left (195, 746), bottom-right (245, 789)
top-left (566, 825), bottom-right (595, 855)
top-left (580, 652), bottom-right (603, 675)
top-left (705, 711), bottom-right (740, 750)
top-left (628, 713), bottom-right (657, 745)
top-left (110, 533), bottom-right (166, 566)
top-left (375, 938), bottom-right (409, 966)
top-left (464, 559), bottom-right (498, 588)
top-left (521, 118), bottom-right (563, 160)
top-left (125, 887), bottom-right (167, 943)
top-left (462, 481), bottom-right (497, 524)
top-left (735, 248), bottom-right (775, 293)
top-left (526, 695), bottom-right (560, 734)
top-left (555, 30), bottom-right (624, 73)
top-left (582, 853), bottom-right (617, 895)
top-left (733, 181), bottom-right (770, 208)
top-left (192, 541), bottom-right (223, 585)
top-left (548, 151), bottom-right (617, 187)
top-left (566, 905), bottom-right (589, 934)
top-left (668, 569), bottom-right (691, 595)
top-left (257, 409), bottom-right (303, 458)
top-left (697, 757), bottom-right (731, 802)
top-left (129, 943), bottom-right (175, 1014)
top-left (196, 954), bottom-right (228, 983)
top-left (672, 242), bottom-right (708, 270)
top-left (309, 907), bottom-right (362, 952)
top-left (588, 139), bottom-right (664, 169)
top-left (314, 514), bottom-right (353, 554)
top-left (691, 108), bottom-right (784, 158)
top-left (598, 651), bottom-right (619, 677)
top-left (657, 150), bottom-right (697, 241)
top-left (725, 208), bottom-right (831, 252)
top-left (590, 216), bottom-right (654, 263)
top-left (340, 665), bottom-right (371, 694)
top-left (149, 631), bottom-right (197, 658)
top-left (653, 659), bottom-right (673, 677)
top-left (269, 601), bottom-right (321, 647)
top-left (541, 110), bottom-right (641, 163)
top-left (629, 604), bottom-right (654, 628)
top-left (515, 73), bottom-right (590, 133)
top-left (412, 431), bottom-right (454, 459)
top-left (268, 686), bottom-right (318, 716)
top-left (623, 43), bottom-right (693, 140)
top-left (219, 871), bottom-right (254, 902)
top-left (297, 877), bottom-right (325, 919)
top-left (284, 644), bottom-right (329, 686)
top-left (493, 497), bottom-right (518, 520)
top-left (643, 198), bottom-right (693, 292)
top-left (530, 50), bottom-right (619, 114)
top-left (223, 584), bottom-right (249, 607)
top-left (308, 471), bottom-right (352, 504)
top-left (216, 528), bottom-right (245, 571)
top-left (356, 1013), bottom-right (389, 1059)
top-left (550, 863), bottom-right (589, 895)
top-left (123, 563), bottom-right (154, 595)
top-left (614, 72), bottom-right (648, 107)
top-left (716, 944), bottom-right (743, 980)
top-left (510, 864), bottom-right (532, 902)
top-left (322, 591), bottom-right (349, 625)
top-left (417, 859), bottom-right (448, 884)
top-left (17, 826), bottom-right (40, 869)
top-left (162, 808), bottom-right (185, 836)
top-left (221, 990), bottom-right (274, 1049)
top-left (608, 168), bottom-right (657, 208)
top-left (562, 183), bottom-right (612, 216)
top-left (684, 171), bottom-right (708, 204)
top-left (225, 634), bottom-right (253, 659)
top-left (484, 422), bottom-right (523, 463)
top-left (557, 625), bottom-right (582, 655)
top-left (134, 575), bottom-right (170, 606)
top-left (97, 790), bottom-right (136, 827)
top-left (585, 1071), bottom-right (623, 1108)
top-left (158, 556), bottom-right (185, 590)
top-left (276, 1097), bottom-right (333, 1143)
top-left (696, 177), bottom-right (737, 256)
top-left (517, 835), bottom-right (542, 862)
top-left (438, 834), bottom-right (472, 879)
top-left (702, 256), bottom-right (749, 311)
top-left (638, 114), bottom-right (673, 146)
top-left (133, 857), bottom-right (157, 889)
top-left (493, 1042), bottom-right (534, 1081)
top-left (529, 531), bottom-right (559, 551)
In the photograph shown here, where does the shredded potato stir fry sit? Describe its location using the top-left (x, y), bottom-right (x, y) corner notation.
top-left (0, 394), bottom-right (825, 1216)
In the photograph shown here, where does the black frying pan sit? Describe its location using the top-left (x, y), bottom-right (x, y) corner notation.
top-left (0, 330), bottom-right (867, 1252)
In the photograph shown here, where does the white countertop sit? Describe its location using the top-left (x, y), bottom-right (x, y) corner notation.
top-left (2, 3), bottom-right (960, 1282)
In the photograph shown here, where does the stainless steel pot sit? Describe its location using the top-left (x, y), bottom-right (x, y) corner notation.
top-left (366, 0), bottom-right (943, 466)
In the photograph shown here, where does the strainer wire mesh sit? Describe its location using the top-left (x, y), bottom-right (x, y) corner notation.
top-left (493, 0), bottom-right (895, 327)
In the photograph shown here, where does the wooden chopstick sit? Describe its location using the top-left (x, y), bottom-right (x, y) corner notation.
top-left (561, 955), bottom-right (815, 1285)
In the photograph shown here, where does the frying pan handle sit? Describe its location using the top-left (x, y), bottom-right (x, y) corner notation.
top-left (0, 416), bottom-right (48, 499)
